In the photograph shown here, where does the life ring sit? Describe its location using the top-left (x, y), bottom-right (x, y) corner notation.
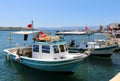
top-left (36, 31), bottom-right (46, 38)
top-left (33, 31), bottom-right (47, 41)
top-left (79, 48), bottom-right (84, 53)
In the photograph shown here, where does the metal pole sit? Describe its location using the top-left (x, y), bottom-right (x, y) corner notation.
top-left (32, 20), bottom-right (34, 37)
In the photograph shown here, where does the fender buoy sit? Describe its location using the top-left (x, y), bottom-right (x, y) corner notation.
top-left (15, 55), bottom-right (21, 61)
top-left (7, 53), bottom-right (10, 60)
top-left (79, 48), bottom-right (84, 53)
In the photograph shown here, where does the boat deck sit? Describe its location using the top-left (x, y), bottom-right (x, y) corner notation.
top-left (11, 48), bottom-right (32, 58)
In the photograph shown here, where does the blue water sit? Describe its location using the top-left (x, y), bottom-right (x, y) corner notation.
top-left (0, 31), bottom-right (120, 81)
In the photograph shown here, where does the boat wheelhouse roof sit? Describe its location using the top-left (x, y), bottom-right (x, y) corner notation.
top-left (56, 31), bottom-right (87, 35)
top-left (87, 42), bottom-right (97, 45)
top-left (12, 31), bottom-right (39, 35)
top-left (33, 40), bottom-right (67, 45)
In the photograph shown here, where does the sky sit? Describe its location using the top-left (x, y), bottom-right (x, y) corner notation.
top-left (0, 0), bottom-right (120, 28)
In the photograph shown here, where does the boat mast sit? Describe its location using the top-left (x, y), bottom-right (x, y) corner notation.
top-left (32, 20), bottom-right (34, 38)
top-left (31, 20), bottom-right (36, 42)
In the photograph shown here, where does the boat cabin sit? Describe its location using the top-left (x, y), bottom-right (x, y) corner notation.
top-left (12, 31), bottom-right (69, 60)
top-left (32, 36), bottom-right (68, 60)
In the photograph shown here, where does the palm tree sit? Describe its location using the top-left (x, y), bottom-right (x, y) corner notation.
top-left (99, 25), bottom-right (103, 32)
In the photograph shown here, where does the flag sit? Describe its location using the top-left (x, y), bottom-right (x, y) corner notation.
top-left (27, 24), bottom-right (32, 28)
top-left (107, 25), bottom-right (112, 31)
top-left (85, 26), bottom-right (88, 32)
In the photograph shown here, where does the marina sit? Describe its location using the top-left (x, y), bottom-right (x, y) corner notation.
top-left (1, 30), bottom-right (120, 81)
top-left (1, 0), bottom-right (120, 81)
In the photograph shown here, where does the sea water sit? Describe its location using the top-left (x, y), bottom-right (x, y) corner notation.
top-left (0, 30), bottom-right (120, 81)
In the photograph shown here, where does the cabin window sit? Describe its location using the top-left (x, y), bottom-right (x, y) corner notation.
top-left (33, 45), bottom-right (39, 52)
top-left (53, 45), bottom-right (59, 53)
top-left (42, 45), bottom-right (50, 53)
top-left (64, 44), bottom-right (68, 51)
top-left (59, 45), bottom-right (65, 52)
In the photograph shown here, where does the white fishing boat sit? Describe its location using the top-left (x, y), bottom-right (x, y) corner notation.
top-left (56, 31), bottom-right (87, 35)
top-left (68, 39), bottom-right (118, 57)
top-left (4, 31), bottom-right (91, 73)
top-left (55, 30), bottom-right (93, 35)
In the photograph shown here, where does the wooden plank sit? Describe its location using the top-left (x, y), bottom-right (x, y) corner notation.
top-left (110, 72), bottom-right (120, 81)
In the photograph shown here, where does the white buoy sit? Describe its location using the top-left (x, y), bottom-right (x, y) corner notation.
top-left (7, 53), bottom-right (10, 60)
top-left (15, 55), bottom-right (20, 61)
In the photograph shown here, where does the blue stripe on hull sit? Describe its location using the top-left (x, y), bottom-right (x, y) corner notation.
top-left (20, 59), bottom-right (82, 72)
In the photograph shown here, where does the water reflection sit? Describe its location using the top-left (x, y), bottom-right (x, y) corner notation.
top-left (11, 61), bottom-right (86, 81)
top-left (4, 55), bottom-right (119, 81)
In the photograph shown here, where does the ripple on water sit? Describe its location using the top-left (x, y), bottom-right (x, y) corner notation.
top-left (0, 53), bottom-right (22, 81)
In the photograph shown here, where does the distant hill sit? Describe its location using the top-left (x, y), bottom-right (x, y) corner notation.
top-left (0, 25), bottom-right (106, 31)
top-left (0, 27), bottom-right (34, 31)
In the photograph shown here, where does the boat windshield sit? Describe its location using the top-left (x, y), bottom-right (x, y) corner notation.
top-left (59, 45), bottom-right (65, 52)
top-left (33, 45), bottom-right (39, 52)
top-left (53, 44), bottom-right (67, 53)
top-left (64, 44), bottom-right (68, 51)
top-left (53, 45), bottom-right (59, 53)
top-left (42, 45), bottom-right (50, 53)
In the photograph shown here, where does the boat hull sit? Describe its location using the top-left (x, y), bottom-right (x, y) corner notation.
top-left (69, 44), bottom-right (118, 57)
top-left (4, 52), bottom-right (86, 73)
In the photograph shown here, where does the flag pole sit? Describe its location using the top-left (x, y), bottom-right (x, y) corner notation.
top-left (31, 20), bottom-right (34, 38)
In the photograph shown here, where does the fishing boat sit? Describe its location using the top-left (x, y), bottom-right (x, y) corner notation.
top-left (4, 31), bottom-right (91, 73)
top-left (56, 31), bottom-right (87, 35)
top-left (68, 39), bottom-right (119, 57)
top-left (55, 30), bottom-right (93, 35)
